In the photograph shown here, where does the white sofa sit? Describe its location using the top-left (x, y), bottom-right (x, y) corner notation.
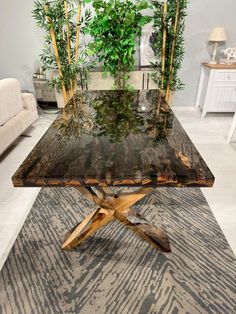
top-left (0, 78), bottom-right (38, 155)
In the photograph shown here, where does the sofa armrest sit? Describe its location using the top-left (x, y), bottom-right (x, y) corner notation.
top-left (22, 93), bottom-right (37, 112)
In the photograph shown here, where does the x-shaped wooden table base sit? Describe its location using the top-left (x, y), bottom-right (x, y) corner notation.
top-left (62, 187), bottom-right (171, 252)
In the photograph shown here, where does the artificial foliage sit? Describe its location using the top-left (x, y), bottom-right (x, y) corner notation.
top-left (85, 0), bottom-right (151, 89)
top-left (150, 0), bottom-right (188, 102)
top-left (54, 93), bottom-right (94, 141)
top-left (92, 92), bottom-right (144, 141)
top-left (32, 0), bottom-right (93, 103)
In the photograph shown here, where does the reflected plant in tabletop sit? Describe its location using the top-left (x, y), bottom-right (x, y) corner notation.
top-left (54, 92), bottom-right (94, 142)
top-left (91, 91), bottom-right (144, 142)
top-left (146, 92), bottom-right (174, 139)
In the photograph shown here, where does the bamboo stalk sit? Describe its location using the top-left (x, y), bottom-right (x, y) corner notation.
top-left (165, 0), bottom-right (180, 104)
top-left (160, 0), bottom-right (168, 97)
top-left (44, 5), bottom-right (68, 105)
top-left (73, 2), bottom-right (82, 92)
top-left (75, 3), bottom-right (82, 63)
top-left (64, 1), bottom-right (71, 64)
top-left (156, 0), bottom-right (168, 120)
top-left (64, 1), bottom-right (74, 99)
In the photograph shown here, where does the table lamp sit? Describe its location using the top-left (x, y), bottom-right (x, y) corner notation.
top-left (208, 27), bottom-right (226, 64)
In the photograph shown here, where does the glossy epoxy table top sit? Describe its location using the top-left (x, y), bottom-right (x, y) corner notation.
top-left (12, 90), bottom-right (214, 187)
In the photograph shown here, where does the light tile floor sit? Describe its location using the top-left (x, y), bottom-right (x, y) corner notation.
top-left (0, 112), bottom-right (55, 270)
top-left (0, 108), bottom-right (236, 270)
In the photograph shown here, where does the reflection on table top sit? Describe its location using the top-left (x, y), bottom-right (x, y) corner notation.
top-left (12, 90), bottom-right (214, 188)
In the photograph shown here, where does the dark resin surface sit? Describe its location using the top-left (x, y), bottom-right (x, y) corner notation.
top-left (12, 90), bottom-right (214, 187)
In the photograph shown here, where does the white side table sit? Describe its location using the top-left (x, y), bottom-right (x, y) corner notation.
top-left (196, 63), bottom-right (236, 118)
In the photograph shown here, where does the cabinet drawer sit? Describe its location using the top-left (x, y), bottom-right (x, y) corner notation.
top-left (88, 71), bottom-right (158, 90)
top-left (128, 71), bottom-right (144, 90)
top-left (215, 71), bottom-right (236, 82)
top-left (207, 85), bottom-right (236, 111)
top-left (212, 85), bottom-right (236, 101)
top-left (88, 72), bottom-right (113, 90)
top-left (42, 90), bottom-right (56, 101)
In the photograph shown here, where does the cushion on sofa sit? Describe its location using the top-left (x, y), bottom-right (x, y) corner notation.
top-left (0, 118), bottom-right (22, 154)
top-left (0, 78), bottom-right (23, 126)
top-left (0, 109), bottom-right (38, 156)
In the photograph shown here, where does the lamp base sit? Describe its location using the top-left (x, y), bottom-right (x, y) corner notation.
top-left (209, 42), bottom-right (218, 65)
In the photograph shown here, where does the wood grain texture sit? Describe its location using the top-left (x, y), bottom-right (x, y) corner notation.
top-left (113, 208), bottom-right (170, 252)
top-left (1, 187), bottom-right (236, 314)
top-left (202, 62), bottom-right (236, 69)
top-left (62, 187), bottom-right (170, 252)
top-left (62, 207), bottom-right (114, 250)
top-left (12, 90), bottom-right (214, 188)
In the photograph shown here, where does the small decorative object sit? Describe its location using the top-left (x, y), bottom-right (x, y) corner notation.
top-left (33, 68), bottom-right (46, 79)
top-left (220, 47), bottom-right (236, 64)
top-left (208, 27), bottom-right (226, 64)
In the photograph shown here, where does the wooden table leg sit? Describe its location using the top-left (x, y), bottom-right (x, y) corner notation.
top-left (113, 208), bottom-right (170, 252)
top-left (62, 207), bottom-right (114, 250)
top-left (62, 187), bottom-right (171, 252)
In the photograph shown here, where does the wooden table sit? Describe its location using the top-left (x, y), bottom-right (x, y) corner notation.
top-left (12, 90), bottom-right (214, 253)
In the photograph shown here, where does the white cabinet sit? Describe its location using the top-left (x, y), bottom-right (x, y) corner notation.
top-left (40, 70), bottom-right (158, 108)
top-left (33, 78), bottom-right (56, 102)
top-left (196, 63), bottom-right (236, 118)
top-left (88, 70), bottom-right (158, 90)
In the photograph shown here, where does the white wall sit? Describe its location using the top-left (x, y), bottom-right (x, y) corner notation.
top-left (174, 0), bottom-right (236, 106)
top-left (0, 0), bottom-right (43, 92)
top-left (0, 0), bottom-right (236, 106)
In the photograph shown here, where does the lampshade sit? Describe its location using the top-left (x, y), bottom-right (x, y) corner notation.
top-left (209, 27), bottom-right (226, 42)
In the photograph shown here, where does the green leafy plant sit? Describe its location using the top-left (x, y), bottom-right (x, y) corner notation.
top-left (85, 0), bottom-right (151, 89)
top-left (150, 0), bottom-right (188, 102)
top-left (32, 0), bottom-right (93, 104)
top-left (91, 91), bottom-right (144, 141)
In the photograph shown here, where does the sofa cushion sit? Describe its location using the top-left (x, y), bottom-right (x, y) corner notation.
top-left (0, 117), bottom-right (22, 155)
top-left (0, 78), bottom-right (23, 126)
top-left (16, 109), bottom-right (38, 130)
top-left (0, 108), bottom-right (38, 155)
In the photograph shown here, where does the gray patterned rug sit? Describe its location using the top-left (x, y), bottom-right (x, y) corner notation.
top-left (0, 187), bottom-right (236, 314)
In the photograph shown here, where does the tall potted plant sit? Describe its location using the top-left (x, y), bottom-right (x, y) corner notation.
top-left (32, 0), bottom-right (93, 106)
top-left (150, 0), bottom-right (188, 103)
top-left (85, 0), bottom-right (151, 89)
